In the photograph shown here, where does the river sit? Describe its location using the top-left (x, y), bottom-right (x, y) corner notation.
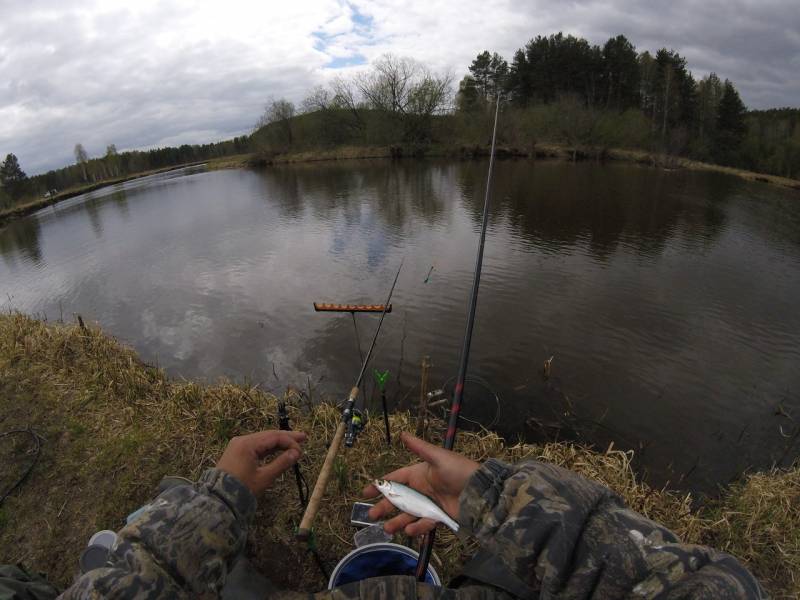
top-left (2, 159), bottom-right (799, 493)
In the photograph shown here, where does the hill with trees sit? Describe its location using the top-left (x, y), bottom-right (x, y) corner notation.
top-left (251, 33), bottom-right (798, 181)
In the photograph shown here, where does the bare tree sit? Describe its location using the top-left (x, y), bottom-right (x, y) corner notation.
top-left (254, 98), bottom-right (296, 149)
top-left (300, 86), bottom-right (333, 114)
top-left (256, 98), bottom-right (295, 129)
top-left (74, 143), bottom-right (88, 163)
top-left (407, 72), bottom-right (453, 116)
top-left (330, 76), bottom-right (364, 128)
top-left (105, 144), bottom-right (119, 177)
top-left (356, 54), bottom-right (419, 114)
top-left (74, 143), bottom-right (89, 181)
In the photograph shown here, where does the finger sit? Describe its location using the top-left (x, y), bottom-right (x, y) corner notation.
top-left (241, 431), bottom-right (307, 458)
top-left (405, 518), bottom-right (437, 537)
top-left (384, 512), bottom-right (419, 534)
top-left (362, 483), bottom-right (379, 499)
top-left (378, 462), bottom-right (430, 488)
top-left (400, 432), bottom-right (446, 467)
top-left (368, 497), bottom-right (399, 520)
top-left (255, 448), bottom-right (301, 489)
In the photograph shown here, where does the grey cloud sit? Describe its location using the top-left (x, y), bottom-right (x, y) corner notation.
top-left (1, 0), bottom-right (798, 175)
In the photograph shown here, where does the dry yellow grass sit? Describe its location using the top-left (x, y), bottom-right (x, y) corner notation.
top-left (0, 313), bottom-right (797, 596)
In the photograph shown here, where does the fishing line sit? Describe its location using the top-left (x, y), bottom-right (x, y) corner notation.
top-left (0, 428), bottom-right (42, 506)
top-left (439, 375), bottom-right (501, 430)
top-left (351, 312), bottom-right (364, 366)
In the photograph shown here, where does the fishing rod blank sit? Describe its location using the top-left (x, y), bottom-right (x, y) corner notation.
top-left (415, 95), bottom-right (502, 580)
top-left (296, 259), bottom-right (404, 542)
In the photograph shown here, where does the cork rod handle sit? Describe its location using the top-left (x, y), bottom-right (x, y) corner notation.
top-left (296, 386), bottom-right (359, 541)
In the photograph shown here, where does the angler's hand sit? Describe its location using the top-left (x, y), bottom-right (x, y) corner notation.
top-left (362, 432), bottom-right (479, 536)
top-left (216, 430), bottom-right (306, 496)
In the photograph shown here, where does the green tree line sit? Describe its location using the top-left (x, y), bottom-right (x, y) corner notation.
top-left (253, 37), bottom-right (797, 180)
top-left (1, 137), bottom-right (249, 210)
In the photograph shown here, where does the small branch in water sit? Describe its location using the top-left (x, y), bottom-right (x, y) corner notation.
top-left (543, 355), bottom-right (554, 379)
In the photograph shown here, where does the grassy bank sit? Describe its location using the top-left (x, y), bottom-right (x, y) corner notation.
top-left (0, 314), bottom-right (797, 596)
top-left (255, 142), bottom-right (800, 192)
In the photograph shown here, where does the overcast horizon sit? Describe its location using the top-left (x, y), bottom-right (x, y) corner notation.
top-left (1, 0), bottom-right (798, 175)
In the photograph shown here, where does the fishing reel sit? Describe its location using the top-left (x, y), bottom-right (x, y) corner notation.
top-left (344, 408), bottom-right (366, 447)
top-left (277, 401), bottom-right (291, 431)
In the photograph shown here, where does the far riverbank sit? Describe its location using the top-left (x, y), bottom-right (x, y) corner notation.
top-left (2, 146), bottom-right (797, 228)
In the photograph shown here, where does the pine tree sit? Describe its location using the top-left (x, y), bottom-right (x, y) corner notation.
top-left (467, 51), bottom-right (508, 101)
top-left (0, 153), bottom-right (28, 202)
top-left (602, 35), bottom-right (640, 110)
top-left (0, 153), bottom-right (26, 184)
top-left (714, 80), bottom-right (747, 164)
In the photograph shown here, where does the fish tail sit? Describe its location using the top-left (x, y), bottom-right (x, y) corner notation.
top-left (442, 514), bottom-right (459, 532)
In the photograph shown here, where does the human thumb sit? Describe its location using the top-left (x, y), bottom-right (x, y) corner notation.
top-left (401, 432), bottom-right (442, 466)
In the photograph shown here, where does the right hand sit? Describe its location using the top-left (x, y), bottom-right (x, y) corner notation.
top-left (216, 430), bottom-right (306, 496)
top-left (362, 432), bottom-right (479, 536)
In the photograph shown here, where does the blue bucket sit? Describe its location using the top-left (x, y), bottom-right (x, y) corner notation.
top-left (328, 542), bottom-right (441, 589)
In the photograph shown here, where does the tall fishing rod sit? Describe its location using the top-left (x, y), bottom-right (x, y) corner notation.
top-left (416, 95), bottom-right (502, 580)
top-left (296, 258), bottom-right (404, 542)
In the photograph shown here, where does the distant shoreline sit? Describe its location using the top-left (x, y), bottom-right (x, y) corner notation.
top-left (0, 160), bottom-right (212, 226)
top-left (254, 143), bottom-right (800, 191)
top-left (2, 147), bottom-right (797, 227)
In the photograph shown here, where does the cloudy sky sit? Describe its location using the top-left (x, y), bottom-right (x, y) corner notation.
top-left (1, 0), bottom-right (798, 174)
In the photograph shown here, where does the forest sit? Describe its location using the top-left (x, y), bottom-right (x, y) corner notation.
top-left (2, 31), bottom-right (799, 212)
top-left (251, 34), bottom-right (799, 180)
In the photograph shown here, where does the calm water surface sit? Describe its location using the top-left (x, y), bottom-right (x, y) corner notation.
top-left (2, 160), bottom-right (799, 493)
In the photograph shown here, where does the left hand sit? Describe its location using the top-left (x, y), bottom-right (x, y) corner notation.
top-left (216, 430), bottom-right (307, 495)
top-left (362, 432), bottom-right (479, 536)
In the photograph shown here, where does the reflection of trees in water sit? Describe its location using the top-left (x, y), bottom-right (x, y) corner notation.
top-left (714, 175), bottom-right (800, 252)
top-left (83, 194), bottom-right (104, 238)
top-left (0, 216), bottom-right (43, 266)
top-left (457, 161), bottom-right (736, 259)
top-left (110, 187), bottom-right (130, 220)
top-left (255, 161), bottom-right (450, 231)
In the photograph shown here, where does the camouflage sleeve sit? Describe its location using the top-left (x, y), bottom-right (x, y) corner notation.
top-left (457, 459), bottom-right (766, 599)
top-left (59, 468), bottom-right (255, 599)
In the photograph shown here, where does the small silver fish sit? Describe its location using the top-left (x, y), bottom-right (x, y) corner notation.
top-left (374, 479), bottom-right (459, 532)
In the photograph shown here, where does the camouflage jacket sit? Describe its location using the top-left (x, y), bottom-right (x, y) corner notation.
top-left (59, 461), bottom-right (765, 599)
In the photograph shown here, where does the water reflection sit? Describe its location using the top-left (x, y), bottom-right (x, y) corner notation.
top-left (84, 195), bottom-right (105, 238)
top-left (1, 160), bottom-right (799, 494)
top-left (110, 188), bottom-right (130, 220)
top-left (0, 216), bottom-right (42, 267)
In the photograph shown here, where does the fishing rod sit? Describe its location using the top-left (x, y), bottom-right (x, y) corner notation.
top-left (415, 95), bottom-right (502, 581)
top-left (296, 258), bottom-right (404, 542)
